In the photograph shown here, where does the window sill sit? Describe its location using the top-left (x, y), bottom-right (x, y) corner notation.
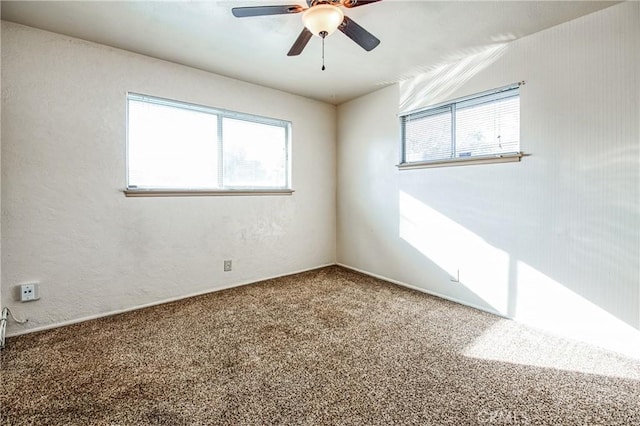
top-left (397, 152), bottom-right (524, 170)
top-left (124, 189), bottom-right (295, 197)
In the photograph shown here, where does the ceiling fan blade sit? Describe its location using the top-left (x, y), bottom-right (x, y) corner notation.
top-left (232, 5), bottom-right (304, 18)
top-left (342, 0), bottom-right (382, 8)
top-left (288, 27), bottom-right (313, 56)
top-left (338, 16), bottom-right (380, 51)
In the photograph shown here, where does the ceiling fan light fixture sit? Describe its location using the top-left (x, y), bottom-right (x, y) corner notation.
top-left (302, 4), bottom-right (344, 37)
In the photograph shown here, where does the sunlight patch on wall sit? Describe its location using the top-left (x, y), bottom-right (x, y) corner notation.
top-left (399, 191), bottom-right (509, 314)
top-left (513, 261), bottom-right (640, 360)
top-left (463, 320), bottom-right (640, 379)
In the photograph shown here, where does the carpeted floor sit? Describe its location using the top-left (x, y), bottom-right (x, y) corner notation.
top-left (1, 266), bottom-right (639, 425)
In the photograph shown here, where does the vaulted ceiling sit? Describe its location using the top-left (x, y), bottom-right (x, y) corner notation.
top-left (1, 1), bottom-right (618, 104)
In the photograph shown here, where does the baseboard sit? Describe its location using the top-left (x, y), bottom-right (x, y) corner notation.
top-left (7, 262), bottom-right (505, 338)
top-left (337, 263), bottom-right (507, 319)
top-left (6, 263), bottom-right (336, 338)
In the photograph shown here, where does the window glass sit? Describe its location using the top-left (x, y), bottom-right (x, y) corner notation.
top-left (222, 118), bottom-right (288, 188)
top-left (401, 86), bottom-right (520, 165)
top-left (404, 108), bottom-right (452, 163)
top-left (456, 96), bottom-right (520, 158)
top-left (127, 94), bottom-right (291, 191)
top-left (128, 99), bottom-right (218, 188)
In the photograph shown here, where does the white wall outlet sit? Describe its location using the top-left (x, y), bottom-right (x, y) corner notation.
top-left (224, 260), bottom-right (232, 272)
top-left (20, 283), bottom-right (40, 302)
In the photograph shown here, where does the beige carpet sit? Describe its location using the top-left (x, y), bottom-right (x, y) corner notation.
top-left (1, 266), bottom-right (639, 425)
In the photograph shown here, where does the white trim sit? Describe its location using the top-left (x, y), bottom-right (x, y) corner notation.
top-left (397, 153), bottom-right (523, 170)
top-left (336, 263), bottom-right (507, 319)
top-left (5, 263), bottom-right (335, 338)
top-left (124, 189), bottom-right (294, 197)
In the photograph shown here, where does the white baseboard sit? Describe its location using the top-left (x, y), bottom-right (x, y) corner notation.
top-left (6, 263), bottom-right (336, 338)
top-left (7, 262), bottom-right (505, 338)
top-left (337, 263), bottom-right (507, 319)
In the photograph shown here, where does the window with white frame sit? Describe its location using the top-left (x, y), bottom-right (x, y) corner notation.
top-left (399, 84), bottom-right (521, 168)
top-left (126, 93), bottom-right (291, 192)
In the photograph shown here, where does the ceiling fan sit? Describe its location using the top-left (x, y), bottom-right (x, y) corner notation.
top-left (232, 0), bottom-right (381, 69)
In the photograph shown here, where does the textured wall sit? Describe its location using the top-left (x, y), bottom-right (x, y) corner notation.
top-left (0, 23), bottom-right (3, 317)
top-left (1, 22), bottom-right (337, 335)
top-left (337, 2), bottom-right (640, 358)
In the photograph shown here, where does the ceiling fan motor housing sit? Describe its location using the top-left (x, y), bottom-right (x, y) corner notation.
top-left (302, 4), bottom-right (345, 37)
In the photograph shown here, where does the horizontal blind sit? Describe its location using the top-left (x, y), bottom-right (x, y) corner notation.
top-left (400, 85), bottom-right (520, 164)
top-left (455, 94), bottom-right (520, 157)
top-left (403, 106), bottom-right (452, 162)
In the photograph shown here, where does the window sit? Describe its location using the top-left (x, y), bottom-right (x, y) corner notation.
top-left (126, 93), bottom-right (291, 195)
top-left (399, 84), bottom-right (522, 168)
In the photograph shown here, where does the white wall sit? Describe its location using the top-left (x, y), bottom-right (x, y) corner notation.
top-left (337, 2), bottom-right (640, 358)
top-left (0, 21), bottom-right (3, 317)
top-left (1, 22), bottom-right (336, 335)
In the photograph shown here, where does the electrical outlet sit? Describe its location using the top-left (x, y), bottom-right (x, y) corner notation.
top-left (20, 283), bottom-right (40, 302)
top-left (224, 260), bottom-right (232, 272)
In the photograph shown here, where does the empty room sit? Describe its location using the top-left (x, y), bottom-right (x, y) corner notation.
top-left (1, 1), bottom-right (639, 424)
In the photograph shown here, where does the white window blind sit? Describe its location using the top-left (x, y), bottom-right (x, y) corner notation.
top-left (403, 106), bottom-right (452, 163)
top-left (400, 84), bottom-right (521, 167)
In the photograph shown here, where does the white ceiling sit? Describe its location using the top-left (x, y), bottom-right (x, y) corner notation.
top-left (1, 0), bottom-right (618, 104)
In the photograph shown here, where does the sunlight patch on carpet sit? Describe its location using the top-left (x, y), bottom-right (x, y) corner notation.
top-left (462, 320), bottom-right (640, 380)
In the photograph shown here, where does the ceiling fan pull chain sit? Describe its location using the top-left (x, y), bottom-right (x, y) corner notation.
top-left (320, 30), bottom-right (327, 71)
